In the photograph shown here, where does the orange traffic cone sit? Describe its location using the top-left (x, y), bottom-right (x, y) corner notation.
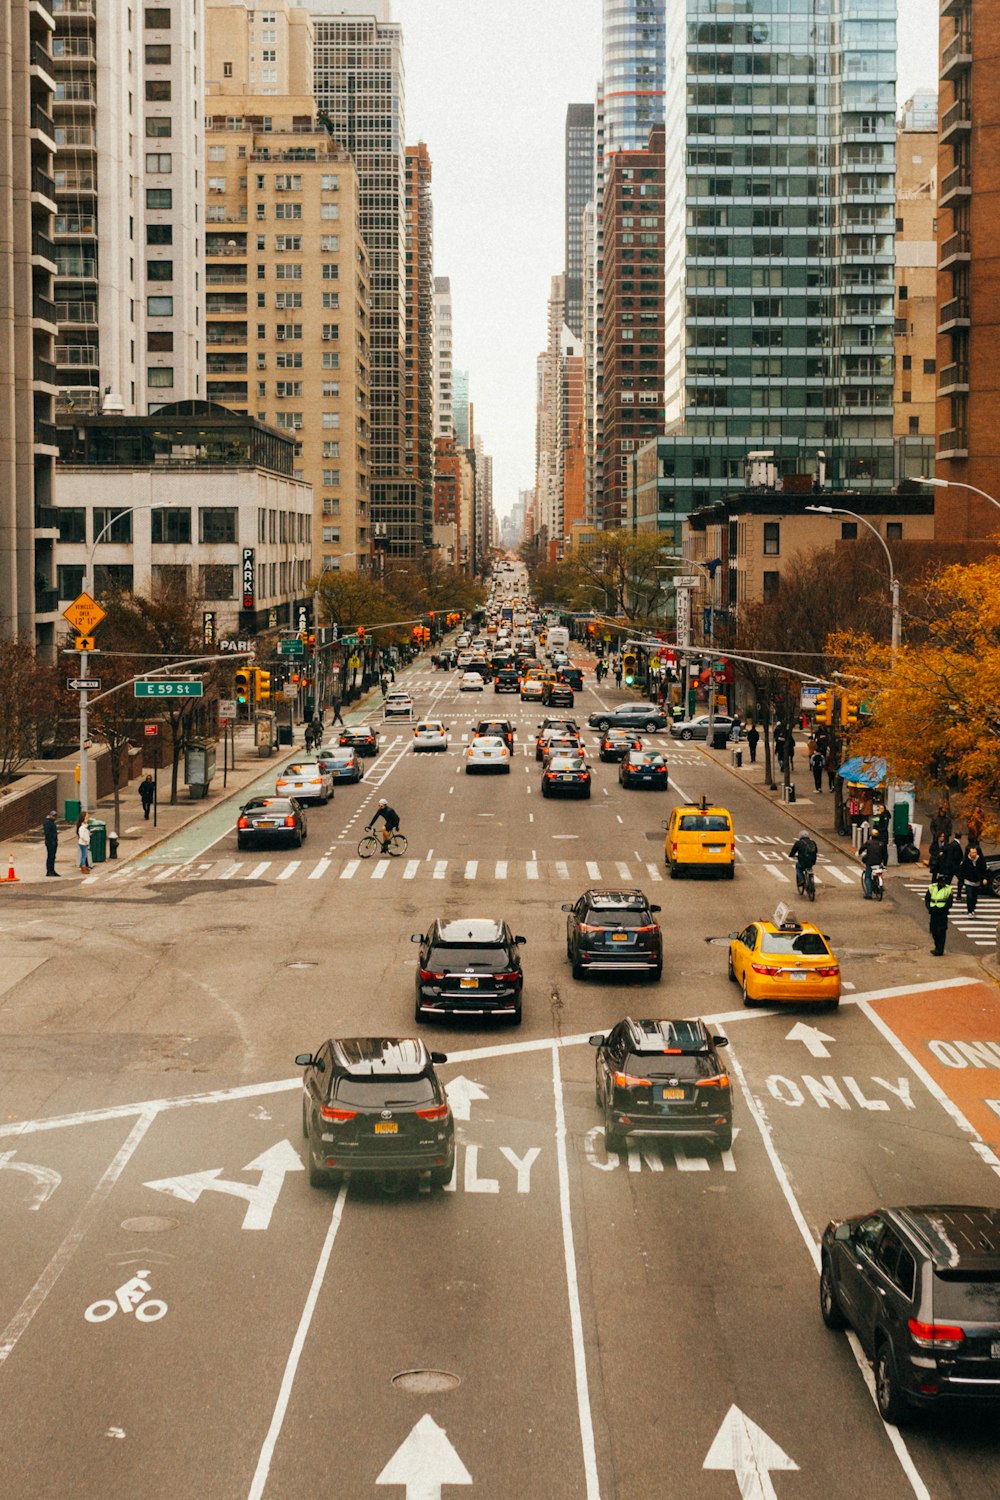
top-left (3, 854), bottom-right (19, 884)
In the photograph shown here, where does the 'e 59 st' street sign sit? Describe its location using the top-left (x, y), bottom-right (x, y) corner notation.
top-left (134, 681), bottom-right (204, 699)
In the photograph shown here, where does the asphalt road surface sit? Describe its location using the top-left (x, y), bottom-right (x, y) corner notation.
top-left (2, 661), bottom-right (999, 1500)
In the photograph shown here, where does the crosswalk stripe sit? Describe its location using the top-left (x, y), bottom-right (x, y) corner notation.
top-left (309, 859), bottom-right (331, 880)
top-left (433, 859), bottom-right (448, 879)
top-left (277, 862), bottom-right (299, 880)
top-left (340, 860), bottom-right (360, 879)
top-left (246, 862), bottom-right (270, 880)
top-left (152, 865), bottom-right (179, 882)
top-left (645, 862), bottom-right (662, 883)
top-left (764, 866), bottom-right (790, 883)
top-left (403, 859), bottom-right (420, 880)
top-left (216, 861), bottom-right (243, 880)
top-left (526, 861), bottom-right (539, 880)
top-left (616, 861), bottom-right (632, 880)
top-left (496, 860), bottom-right (508, 880)
top-left (823, 865), bottom-right (853, 885)
top-left (555, 861), bottom-right (570, 880)
top-left (586, 861), bottom-right (601, 880)
top-left (370, 859), bottom-right (390, 880)
top-left (465, 860), bottom-right (478, 880)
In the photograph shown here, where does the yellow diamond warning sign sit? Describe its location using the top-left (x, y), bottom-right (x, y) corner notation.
top-left (63, 592), bottom-right (107, 635)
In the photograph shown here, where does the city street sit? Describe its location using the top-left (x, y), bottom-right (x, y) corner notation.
top-left (1, 661), bottom-right (999, 1500)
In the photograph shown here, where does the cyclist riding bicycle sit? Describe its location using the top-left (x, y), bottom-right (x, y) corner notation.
top-left (788, 830), bottom-right (818, 890)
top-left (367, 798), bottom-right (401, 852)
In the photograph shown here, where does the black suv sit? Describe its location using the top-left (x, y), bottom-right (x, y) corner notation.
top-left (494, 667), bottom-right (520, 693)
top-left (295, 1037), bottom-right (454, 1189)
top-left (820, 1204), bottom-right (1000, 1423)
top-left (564, 888), bottom-right (662, 980)
top-left (590, 1017), bottom-right (732, 1151)
top-left (412, 918), bottom-right (526, 1025)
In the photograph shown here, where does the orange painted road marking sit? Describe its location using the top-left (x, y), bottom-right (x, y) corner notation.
top-left (869, 980), bottom-right (1000, 1152)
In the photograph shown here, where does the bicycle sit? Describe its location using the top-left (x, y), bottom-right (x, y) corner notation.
top-left (358, 830), bottom-right (408, 859)
top-left (795, 863), bottom-right (816, 902)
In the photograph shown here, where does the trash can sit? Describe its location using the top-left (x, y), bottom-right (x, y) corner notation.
top-left (108, 830), bottom-right (119, 861)
top-left (65, 798), bottom-right (80, 824)
top-left (731, 747), bottom-right (743, 769)
top-left (89, 818), bottom-right (107, 863)
top-left (278, 724), bottom-right (293, 746)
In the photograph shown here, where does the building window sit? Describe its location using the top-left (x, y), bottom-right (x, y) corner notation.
top-left (274, 291), bottom-right (302, 309)
top-left (322, 469), bottom-right (340, 486)
top-left (199, 507), bottom-right (237, 544)
top-left (274, 174), bottom-right (301, 191)
top-left (275, 412), bottom-right (303, 430)
top-left (223, 62), bottom-right (233, 78)
top-left (886, 522), bottom-right (903, 541)
top-left (200, 565), bottom-right (235, 600)
top-left (57, 564), bottom-right (85, 599)
top-left (321, 412), bottom-right (340, 429)
top-left (145, 8), bottom-right (171, 28)
top-left (320, 235), bottom-right (339, 252)
top-left (275, 381), bottom-right (303, 398)
top-left (274, 323), bottom-right (302, 341)
top-left (147, 224), bottom-right (173, 245)
top-left (147, 331), bottom-right (173, 351)
top-left (909, 415), bottom-right (920, 434)
top-left (898, 284), bottom-right (908, 301)
top-left (274, 235), bottom-right (301, 252)
top-left (208, 177), bottom-right (226, 194)
top-left (321, 291), bottom-right (339, 309)
top-left (321, 324), bottom-right (338, 341)
top-left (147, 295), bottom-right (173, 316)
top-left (146, 188), bottom-right (172, 209)
top-left (147, 367), bottom-right (174, 387)
top-left (147, 260), bottom-right (173, 282)
top-left (94, 564), bottom-right (134, 594)
top-left (275, 351), bottom-right (302, 369)
top-left (321, 174), bottom-right (340, 191)
top-left (321, 352), bottom-right (339, 370)
top-left (923, 358), bottom-right (936, 374)
top-left (146, 153), bottom-right (172, 173)
top-left (322, 381), bottom-right (339, 398)
top-left (275, 263), bottom-right (302, 280)
top-left (321, 263), bottom-right (338, 280)
top-left (93, 508), bottom-right (133, 544)
top-left (56, 507), bottom-right (87, 544)
top-left (145, 117), bottom-right (172, 137)
top-left (151, 564), bottom-right (191, 595)
top-left (274, 202), bottom-right (302, 220)
top-left (145, 44), bottom-right (171, 64)
top-left (762, 522), bottom-right (780, 556)
top-left (151, 507), bottom-right (191, 544)
top-left (145, 80), bottom-right (172, 101)
top-left (762, 571), bottom-right (780, 601)
top-left (901, 355), bottom-right (912, 370)
top-left (321, 203), bottom-right (339, 220)
top-left (322, 442), bottom-right (340, 458)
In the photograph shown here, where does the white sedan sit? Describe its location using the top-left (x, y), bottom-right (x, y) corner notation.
top-left (412, 719), bottom-right (448, 752)
top-left (275, 761), bottom-right (334, 805)
top-left (465, 736), bottom-right (510, 774)
top-left (458, 672), bottom-right (485, 692)
top-left (383, 691), bottom-right (414, 720)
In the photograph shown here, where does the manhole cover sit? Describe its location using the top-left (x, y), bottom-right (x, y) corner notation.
top-left (120, 1216), bottom-right (178, 1233)
top-left (391, 1369), bottom-right (461, 1395)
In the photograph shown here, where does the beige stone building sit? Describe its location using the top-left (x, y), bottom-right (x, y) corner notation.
top-left (204, 0), bottom-right (371, 575)
top-left (895, 117), bottom-right (939, 441)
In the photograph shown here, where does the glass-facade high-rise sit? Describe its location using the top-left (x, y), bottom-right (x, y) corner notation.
top-left (602, 0), bottom-right (666, 155)
top-left (645, 0), bottom-right (898, 536)
top-left (564, 103), bottom-right (594, 340)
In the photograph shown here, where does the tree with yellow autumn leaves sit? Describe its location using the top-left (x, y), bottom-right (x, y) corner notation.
top-left (830, 553), bottom-right (1000, 837)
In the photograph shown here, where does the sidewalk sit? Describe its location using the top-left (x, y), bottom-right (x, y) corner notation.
top-left (4, 682), bottom-right (390, 887)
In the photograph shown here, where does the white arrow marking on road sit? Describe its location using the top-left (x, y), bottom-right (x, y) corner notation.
top-left (785, 1022), bottom-right (837, 1059)
top-left (704, 1405), bottom-right (798, 1500)
top-left (0, 1150), bottom-right (61, 1209)
top-left (444, 1076), bottom-right (490, 1122)
top-left (143, 1139), bottom-right (303, 1230)
top-left (376, 1414), bottom-right (472, 1498)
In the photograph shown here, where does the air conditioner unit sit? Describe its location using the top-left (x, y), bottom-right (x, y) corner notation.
top-left (322, 332), bottom-right (331, 340)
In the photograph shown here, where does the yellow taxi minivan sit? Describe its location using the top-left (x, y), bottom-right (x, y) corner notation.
top-left (664, 799), bottom-right (735, 879)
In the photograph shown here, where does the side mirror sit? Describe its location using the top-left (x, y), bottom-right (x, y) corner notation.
top-left (728, 931), bottom-right (739, 940)
top-left (660, 821), bottom-right (671, 831)
top-left (712, 1036), bottom-right (728, 1048)
top-left (588, 1034), bottom-right (605, 1047)
top-left (514, 934), bottom-right (527, 945)
top-left (294, 1053), bottom-right (313, 1068)
top-left (410, 933), bottom-right (425, 944)
top-left (560, 903), bottom-right (574, 913)
top-left (834, 1223), bottom-right (852, 1243)
top-left (430, 1051), bottom-right (448, 1064)
top-left (650, 904), bottom-right (662, 913)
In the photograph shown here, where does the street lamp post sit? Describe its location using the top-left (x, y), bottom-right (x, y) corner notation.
top-left (805, 504), bottom-right (900, 656)
top-left (919, 475), bottom-right (1000, 514)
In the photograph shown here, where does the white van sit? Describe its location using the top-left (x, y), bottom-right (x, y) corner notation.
top-left (546, 626), bottom-right (570, 658)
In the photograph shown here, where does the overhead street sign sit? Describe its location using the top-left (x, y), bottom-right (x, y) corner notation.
top-left (68, 678), bottom-right (100, 691)
top-left (278, 638), bottom-right (304, 657)
top-left (134, 681), bottom-right (203, 699)
top-left (63, 592), bottom-right (107, 635)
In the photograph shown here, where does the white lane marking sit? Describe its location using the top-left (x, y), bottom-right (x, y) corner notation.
top-left (551, 1045), bottom-right (601, 1500)
top-left (764, 866), bottom-right (791, 883)
top-left (616, 815), bottom-right (623, 824)
top-left (556, 862), bottom-right (570, 880)
top-left (370, 860), bottom-right (390, 880)
top-left (645, 863), bottom-right (662, 883)
top-left (215, 861), bottom-right (243, 880)
top-left (586, 861), bottom-right (601, 880)
top-left (403, 860), bottom-right (420, 880)
top-left (439, 812), bottom-right (446, 822)
top-left (277, 862), bottom-right (299, 881)
top-left (433, 860), bottom-right (448, 880)
top-left (308, 859), bottom-right (331, 881)
top-left (340, 860), bottom-right (360, 880)
top-left (496, 860), bottom-right (508, 880)
top-left (152, 866), bottom-right (180, 883)
top-left (0, 1110), bottom-right (157, 1365)
top-left (246, 1187), bottom-right (349, 1500)
top-left (616, 862), bottom-right (632, 880)
top-left (246, 862), bottom-right (270, 880)
top-left (465, 861), bottom-right (478, 880)
top-left (526, 862), bottom-right (539, 881)
top-left (823, 865), bottom-right (854, 885)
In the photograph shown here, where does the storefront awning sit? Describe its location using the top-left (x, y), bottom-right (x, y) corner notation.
top-left (837, 755), bottom-right (886, 787)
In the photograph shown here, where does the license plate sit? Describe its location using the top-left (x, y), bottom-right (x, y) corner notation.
top-left (660, 1087), bottom-right (685, 1100)
top-left (611, 933), bottom-right (629, 943)
top-left (707, 845), bottom-right (722, 853)
top-left (788, 970), bottom-right (808, 980)
top-left (460, 977), bottom-right (479, 989)
top-left (374, 1122), bottom-right (398, 1135)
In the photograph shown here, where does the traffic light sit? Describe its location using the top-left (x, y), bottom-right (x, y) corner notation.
top-left (840, 693), bottom-right (859, 729)
top-left (235, 668), bottom-right (251, 707)
top-left (255, 669), bottom-right (270, 702)
top-left (623, 651), bottom-right (637, 686)
top-left (306, 633), bottom-right (316, 654)
top-left (357, 626), bottom-right (366, 644)
top-left (814, 690), bottom-right (833, 726)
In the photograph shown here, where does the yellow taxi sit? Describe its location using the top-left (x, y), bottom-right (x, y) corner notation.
top-left (664, 798), bottom-right (735, 879)
top-left (727, 913), bottom-right (841, 1009)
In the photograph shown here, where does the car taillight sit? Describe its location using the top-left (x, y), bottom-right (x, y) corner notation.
top-left (695, 1074), bottom-right (730, 1090)
top-left (237, 816), bottom-right (249, 829)
top-left (319, 1105), bottom-right (357, 1122)
top-left (655, 765), bottom-right (667, 774)
top-left (415, 1103), bottom-right (450, 1121)
top-left (284, 815), bottom-right (297, 827)
top-left (578, 923), bottom-right (604, 934)
top-left (419, 969), bottom-right (445, 982)
top-left (308, 778), bottom-right (321, 785)
top-left (752, 963), bottom-right (784, 977)
top-left (908, 1319), bottom-right (965, 1350)
top-left (613, 1072), bottom-right (652, 1088)
top-left (634, 924), bottom-right (657, 933)
top-left (493, 971), bottom-right (519, 983)
top-left (815, 966), bottom-right (840, 977)
top-left (670, 843), bottom-right (678, 854)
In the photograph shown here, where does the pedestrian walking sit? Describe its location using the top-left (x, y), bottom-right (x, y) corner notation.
top-left (614, 663), bottom-right (623, 689)
top-left (76, 811), bottom-right (92, 873)
top-left (809, 748), bottom-right (824, 793)
top-left (746, 724), bottom-right (760, 764)
top-left (815, 726), bottom-right (830, 758)
top-left (786, 735), bottom-right (796, 772)
top-left (773, 724), bottom-right (786, 773)
top-left (331, 697), bottom-right (345, 726)
top-left (43, 810), bottom-right (59, 877)
top-left (139, 774), bottom-right (155, 821)
top-left (942, 831), bottom-right (964, 891)
top-left (925, 875), bottom-right (953, 956)
top-left (960, 842), bottom-right (989, 916)
top-left (928, 831), bottom-right (948, 879)
top-left (929, 802), bottom-right (953, 845)
top-left (825, 745), bottom-right (837, 792)
top-left (379, 672), bottom-right (389, 696)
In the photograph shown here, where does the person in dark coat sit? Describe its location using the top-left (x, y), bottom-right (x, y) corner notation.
top-left (746, 724), bottom-right (760, 764)
top-left (773, 724), bottom-right (786, 772)
top-left (860, 825), bottom-right (888, 898)
top-left (43, 810), bottom-right (59, 877)
top-left (809, 748), bottom-right (824, 792)
top-left (139, 774), bottom-right (155, 821)
top-left (929, 803), bottom-right (953, 844)
top-left (960, 842), bottom-right (989, 915)
top-left (331, 696), bottom-right (345, 726)
top-left (941, 832), bottom-right (964, 891)
top-left (925, 876), bottom-right (953, 956)
top-left (928, 832), bottom-right (947, 879)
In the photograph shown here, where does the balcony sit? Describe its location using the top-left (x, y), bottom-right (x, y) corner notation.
top-left (30, 103), bottom-right (55, 140)
top-left (941, 30), bottom-right (972, 80)
top-left (939, 162), bottom-right (971, 207)
top-left (940, 97), bottom-right (972, 144)
top-left (34, 585), bottom-right (59, 615)
top-left (35, 506), bottom-right (60, 532)
top-left (206, 356), bottom-right (248, 373)
top-left (32, 293), bottom-right (57, 325)
top-left (54, 214), bottom-right (96, 238)
top-left (938, 362), bottom-right (970, 396)
top-left (937, 428), bottom-right (968, 459)
top-left (55, 255), bottom-right (97, 279)
top-left (205, 209), bottom-right (249, 225)
top-left (56, 299), bottom-right (96, 325)
top-left (54, 81), bottom-right (96, 107)
top-left (55, 126), bottom-right (96, 150)
top-left (52, 0), bottom-right (96, 15)
top-left (56, 343), bottom-right (98, 368)
top-left (205, 241), bottom-right (247, 258)
top-left (940, 0), bottom-right (969, 16)
top-left (30, 40), bottom-right (54, 76)
top-left (34, 420), bottom-right (60, 450)
top-left (33, 356), bottom-right (57, 386)
top-left (54, 169), bottom-right (96, 195)
top-left (205, 332), bottom-right (247, 346)
top-left (31, 230), bottom-right (56, 265)
top-left (204, 297), bottom-right (247, 315)
top-left (940, 230), bottom-right (971, 269)
top-left (938, 296), bottom-right (970, 331)
top-left (31, 166), bottom-right (56, 202)
top-left (205, 270), bottom-right (247, 286)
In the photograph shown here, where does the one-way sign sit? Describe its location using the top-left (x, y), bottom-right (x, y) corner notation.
top-left (68, 678), bottom-right (101, 691)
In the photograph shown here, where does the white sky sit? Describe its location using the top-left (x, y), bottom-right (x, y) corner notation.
top-left (394, 0), bottom-right (941, 518)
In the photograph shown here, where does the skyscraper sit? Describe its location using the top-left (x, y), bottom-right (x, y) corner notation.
top-left (432, 276), bottom-right (453, 438)
top-left (405, 143), bottom-right (434, 548)
top-left (601, 0), bottom-right (665, 156)
top-left (308, 2), bottom-right (423, 555)
top-left (564, 103), bottom-right (594, 340)
top-left (452, 368), bottom-right (470, 450)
